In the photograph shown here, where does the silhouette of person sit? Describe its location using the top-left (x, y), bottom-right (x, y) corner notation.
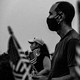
top-left (46, 1), bottom-right (80, 80)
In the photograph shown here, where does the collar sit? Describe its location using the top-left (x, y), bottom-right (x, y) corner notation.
top-left (60, 29), bottom-right (74, 41)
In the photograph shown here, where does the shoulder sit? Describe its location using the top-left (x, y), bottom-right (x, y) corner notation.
top-left (65, 38), bottom-right (80, 52)
top-left (67, 38), bottom-right (79, 47)
top-left (43, 56), bottom-right (50, 61)
top-left (43, 56), bottom-right (51, 68)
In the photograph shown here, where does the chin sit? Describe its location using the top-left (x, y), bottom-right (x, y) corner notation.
top-left (48, 27), bottom-right (57, 31)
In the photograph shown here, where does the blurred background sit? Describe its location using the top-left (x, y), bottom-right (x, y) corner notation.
top-left (0, 0), bottom-right (79, 54)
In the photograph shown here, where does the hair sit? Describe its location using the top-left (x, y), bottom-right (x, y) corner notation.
top-left (56, 1), bottom-right (75, 26)
top-left (40, 43), bottom-right (50, 58)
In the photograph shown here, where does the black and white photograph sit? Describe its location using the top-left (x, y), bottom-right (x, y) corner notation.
top-left (0, 0), bottom-right (80, 80)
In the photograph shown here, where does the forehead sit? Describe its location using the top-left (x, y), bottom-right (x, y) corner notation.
top-left (49, 3), bottom-right (59, 13)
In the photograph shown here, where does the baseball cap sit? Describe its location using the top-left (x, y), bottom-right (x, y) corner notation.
top-left (28, 38), bottom-right (44, 46)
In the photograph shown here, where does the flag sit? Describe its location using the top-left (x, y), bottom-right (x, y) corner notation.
top-left (8, 36), bottom-right (20, 65)
top-left (7, 26), bottom-right (33, 80)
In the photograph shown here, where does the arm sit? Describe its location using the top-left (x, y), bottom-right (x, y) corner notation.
top-left (65, 39), bottom-right (80, 78)
top-left (37, 56), bottom-right (51, 76)
top-left (66, 39), bottom-right (79, 67)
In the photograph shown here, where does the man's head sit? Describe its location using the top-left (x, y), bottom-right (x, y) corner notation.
top-left (46, 1), bottom-right (75, 31)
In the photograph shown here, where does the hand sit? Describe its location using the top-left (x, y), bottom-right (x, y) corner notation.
top-left (32, 75), bottom-right (48, 80)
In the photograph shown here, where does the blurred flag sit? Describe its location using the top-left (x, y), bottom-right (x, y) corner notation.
top-left (7, 26), bottom-right (33, 80)
top-left (8, 36), bottom-right (20, 65)
top-left (75, 1), bottom-right (80, 78)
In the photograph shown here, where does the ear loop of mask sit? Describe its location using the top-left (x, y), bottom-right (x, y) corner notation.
top-left (54, 11), bottom-right (63, 24)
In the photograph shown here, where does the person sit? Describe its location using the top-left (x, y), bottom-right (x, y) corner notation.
top-left (0, 52), bottom-right (15, 80)
top-left (28, 38), bottom-right (51, 77)
top-left (46, 1), bottom-right (80, 80)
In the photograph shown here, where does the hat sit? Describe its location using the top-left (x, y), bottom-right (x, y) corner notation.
top-left (28, 38), bottom-right (44, 46)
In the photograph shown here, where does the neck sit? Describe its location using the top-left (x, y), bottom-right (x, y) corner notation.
top-left (57, 23), bottom-right (72, 39)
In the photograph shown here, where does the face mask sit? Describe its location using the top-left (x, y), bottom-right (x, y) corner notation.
top-left (46, 14), bottom-right (61, 31)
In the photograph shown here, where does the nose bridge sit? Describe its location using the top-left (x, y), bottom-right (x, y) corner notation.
top-left (48, 15), bottom-right (54, 18)
top-left (48, 12), bottom-right (56, 19)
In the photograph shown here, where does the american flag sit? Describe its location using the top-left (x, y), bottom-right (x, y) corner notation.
top-left (7, 26), bottom-right (33, 80)
top-left (75, 0), bottom-right (80, 78)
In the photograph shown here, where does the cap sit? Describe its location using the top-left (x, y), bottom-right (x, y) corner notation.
top-left (28, 38), bottom-right (44, 46)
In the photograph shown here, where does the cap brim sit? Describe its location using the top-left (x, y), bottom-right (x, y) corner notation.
top-left (28, 40), bottom-right (34, 44)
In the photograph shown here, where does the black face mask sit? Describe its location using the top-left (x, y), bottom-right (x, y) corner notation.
top-left (46, 15), bottom-right (61, 31)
